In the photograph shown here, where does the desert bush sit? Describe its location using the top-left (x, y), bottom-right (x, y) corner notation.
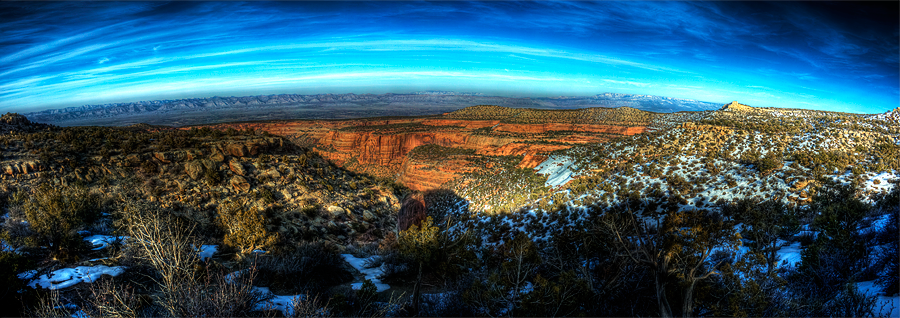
top-left (300, 204), bottom-right (320, 218)
top-left (255, 242), bottom-right (352, 294)
top-left (327, 281), bottom-right (404, 318)
top-left (462, 232), bottom-right (541, 316)
top-left (821, 283), bottom-right (878, 317)
top-left (0, 249), bottom-right (32, 316)
top-left (722, 198), bottom-right (799, 270)
top-left (121, 201), bottom-right (267, 317)
top-left (29, 289), bottom-right (71, 318)
top-left (284, 293), bottom-right (331, 318)
top-left (800, 182), bottom-right (870, 289)
top-left (217, 199), bottom-right (279, 255)
top-left (11, 183), bottom-right (99, 253)
top-left (519, 271), bottom-right (592, 317)
top-left (398, 212), bottom-right (439, 257)
top-left (874, 182), bottom-right (899, 295)
top-left (122, 202), bottom-right (200, 315)
top-left (203, 166), bottom-right (222, 186)
top-left (82, 277), bottom-right (144, 318)
top-left (757, 150), bottom-right (782, 175)
top-left (168, 264), bottom-right (267, 317)
top-left (256, 187), bottom-right (276, 204)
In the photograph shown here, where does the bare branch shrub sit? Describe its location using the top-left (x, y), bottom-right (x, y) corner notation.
top-left (83, 277), bottom-right (141, 318)
top-left (120, 201), bottom-right (199, 317)
top-left (30, 289), bottom-right (73, 318)
top-left (169, 264), bottom-right (267, 317)
top-left (286, 294), bottom-right (331, 318)
top-left (120, 200), bottom-right (268, 317)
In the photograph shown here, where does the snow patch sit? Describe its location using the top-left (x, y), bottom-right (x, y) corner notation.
top-left (341, 254), bottom-right (390, 292)
top-left (253, 286), bottom-right (314, 317)
top-left (83, 235), bottom-right (128, 251)
top-left (535, 156), bottom-right (576, 187)
top-left (857, 280), bottom-right (899, 317)
top-left (26, 265), bottom-right (126, 290)
top-left (775, 241), bottom-right (802, 268)
top-left (198, 245), bottom-right (218, 261)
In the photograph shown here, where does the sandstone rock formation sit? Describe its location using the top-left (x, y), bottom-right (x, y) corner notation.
top-left (196, 105), bottom-right (651, 190)
top-left (0, 113), bottom-right (51, 134)
top-left (721, 101), bottom-right (753, 111)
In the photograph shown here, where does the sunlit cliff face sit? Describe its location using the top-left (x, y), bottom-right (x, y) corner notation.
top-left (0, 1), bottom-right (897, 114)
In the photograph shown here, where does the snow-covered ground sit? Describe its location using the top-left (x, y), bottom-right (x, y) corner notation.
top-left (23, 265), bottom-right (126, 290)
top-left (861, 171), bottom-right (899, 195)
top-left (198, 245), bottom-right (218, 261)
top-left (83, 235), bottom-right (128, 251)
top-left (341, 254), bottom-right (390, 292)
top-left (2, 239), bottom-right (22, 253)
top-left (534, 156), bottom-right (576, 187)
top-left (857, 280), bottom-right (899, 317)
top-left (252, 286), bottom-right (313, 317)
top-left (775, 241), bottom-right (803, 268)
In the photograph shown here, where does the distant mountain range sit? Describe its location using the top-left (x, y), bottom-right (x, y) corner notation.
top-left (23, 92), bottom-right (724, 127)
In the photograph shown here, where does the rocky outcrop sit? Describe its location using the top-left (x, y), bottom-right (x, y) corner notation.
top-left (226, 143), bottom-right (248, 157)
top-left (399, 158), bottom-right (467, 191)
top-left (318, 130), bottom-right (470, 166)
top-left (517, 154), bottom-right (549, 169)
top-left (1, 113), bottom-right (30, 126)
top-left (721, 101), bottom-right (753, 111)
top-left (0, 113), bottom-right (52, 134)
top-left (2, 160), bottom-right (45, 176)
top-left (492, 123), bottom-right (646, 135)
top-left (190, 106), bottom-right (652, 190)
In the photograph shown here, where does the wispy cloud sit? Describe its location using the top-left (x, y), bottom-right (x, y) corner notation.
top-left (0, 1), bottom-right (895, 113)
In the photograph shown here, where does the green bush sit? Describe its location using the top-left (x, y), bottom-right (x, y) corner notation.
top-left (217, 200), bottom-right (279, 255)
top-left (875, 183), bottom-right (899, 295)
top-left (203, 167), bottom-right (222, 186)
top-left (11, 183), bottom-right (99, 252)
top-left (0, 249), bottom-right (32, 316)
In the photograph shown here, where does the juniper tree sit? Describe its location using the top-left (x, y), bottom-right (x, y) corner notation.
top-left (397, 216), bottom-right (439, 315)
top-left (605, 204), bottom-right (740, 318)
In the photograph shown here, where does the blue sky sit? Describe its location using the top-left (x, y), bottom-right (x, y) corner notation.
top-left (0, 1), bottom-right (897, 114)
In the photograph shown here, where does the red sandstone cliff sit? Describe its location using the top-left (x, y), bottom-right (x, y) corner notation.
top-left (190, 107), bottom-right (649, 190)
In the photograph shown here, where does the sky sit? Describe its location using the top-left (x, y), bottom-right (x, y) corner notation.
top-left (0, 1), bottom-right (897, 114)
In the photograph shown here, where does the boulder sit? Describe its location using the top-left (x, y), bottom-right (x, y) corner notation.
top-left (125, 154), bottom-right (141, 167)
top-left (229, 159), bottom-right (246, 176)
top-left (209, 152), bottom-right (225, 163)
top-left (153, 152), bottom-right (172, 163)
top-left (226, 143), bottom-right (248, 157)
top-left (0, 113), bottom-right (30, 125)
top-left (230, 175), bottom-right (251, 192)
top-left (247, 142), bottom-right (263, 156)
top-left (264, 168), bottom-right (281, 179)
top-left (184, 161), bottom-right (204, 180)
top-left (326, 205), bottom-right (345, 218)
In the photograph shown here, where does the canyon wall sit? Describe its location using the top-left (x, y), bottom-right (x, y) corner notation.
top-left (195, 107), bottom-right (650, 191)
